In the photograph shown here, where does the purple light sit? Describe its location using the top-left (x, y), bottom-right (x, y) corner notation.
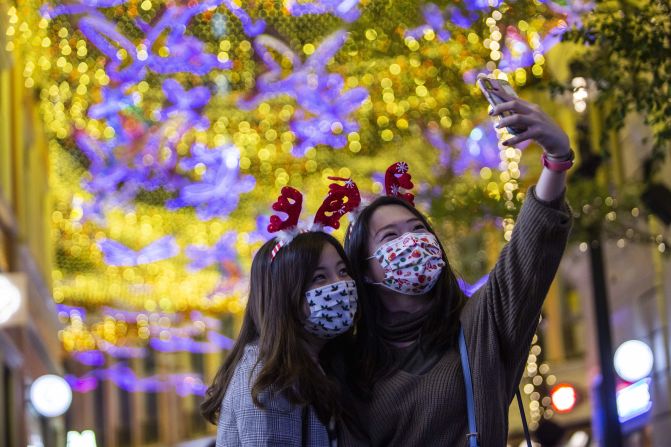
top-left (73, 350), bottom-right (106, 367)
top-left (207, 330), bottom-right (235, 350)
top-left (158, 79), bottom-right (212, 130)
top-left (77, 15), bottom-right (148, 83)
top-left (66, 363), bottom-right (203, 394)
top-left (466, 0), bottom-right (497, 11)
top-left (149, 331), bottom-right (234, 354)
top-left (41, 0), bottom-right (266, 82)
top-left (97, 236), bottom-right (179, 267)
top-left (240, 31), bottom-right (368, 155)
top-left (186, 232), bottom-right (238, 272)
top-left (458, 274), bottom-right (489, 297)
top-left (65, 375), bottom-right (99, 393)
top-left (101, 307), bottom-right (180, 323)
top-left (425, 123), bottom-right (504, 176)
top-left (220, 0), bottom-right (266, 36)
top-left (190, 311), bottom-right (221, 330)
top-left (167, 144), bottom-right (255, 220)
top-left (87, 84), bottom-right (138, 137)
top-left (248, 215), bottom-right (273, 242)
top-left (498, 27), bottom-right (565, 72)
top-left (241, 30), bottom-right (348, 109)
top-left (72, 0), bottom-right (129, 7)
top-left (290, 76), bottom-right (368, 156)
top-left (74, 130), bottom-right (145, 222)
top-left (541, 0), bottom-right (595, 29)
top-left (405, 3), bottom-right (451, 42)
top-left (98, 340), bottom-right (147, 358)
top-left (285, 0), bottom-right (361, 23)
top-left (141, 2), bottom-right (233, 77)
top-left (447, 9), bottom-right (477, 28)
top-left (147, 324), bottom-right (205, 338)
top-left (57, 304), bottom-right (87, 319)
top-left (171, 374), bottom-right (208, 397)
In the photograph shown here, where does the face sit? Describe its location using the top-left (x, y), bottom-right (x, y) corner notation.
top-left (366, 204), bottom-right (429, 283)
top-left (303, 242), bottom-right (351, 316)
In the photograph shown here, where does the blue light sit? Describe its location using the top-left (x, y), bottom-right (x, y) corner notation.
top-left (617, 378), bottom-right (652, 422)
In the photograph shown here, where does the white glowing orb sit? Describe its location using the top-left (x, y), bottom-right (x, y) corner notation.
top-left (0, 276), bottom-right (21, 324)
top-left (66, 430), bottom-right (98, 447)
top-left (567, 430), bottom-right (590, 447)
top-left (614, 340), bottom-right (654, 382)
top-left (30, 375), bottom-right (72, 417)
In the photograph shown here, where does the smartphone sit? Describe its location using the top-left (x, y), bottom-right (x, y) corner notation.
top-left (476, 74), bottom-right (524, 135)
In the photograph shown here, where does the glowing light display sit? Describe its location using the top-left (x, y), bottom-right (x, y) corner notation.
top-left (6, 0), bottom-right (585, 398)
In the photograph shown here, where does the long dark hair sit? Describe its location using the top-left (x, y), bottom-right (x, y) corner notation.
top-left (201, 231), bottom-right (352, 425)
top-left (345, 196), bottom-right (467, 387)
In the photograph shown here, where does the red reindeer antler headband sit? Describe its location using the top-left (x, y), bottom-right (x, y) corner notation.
top-left (344, 161), bottom-right (415, 238)
top-left (385, 161), bottom-right (415, 206)
top-left (314, 177), bottom-right (361, 230)
top-left (267, 177), bottom-right (361, 260)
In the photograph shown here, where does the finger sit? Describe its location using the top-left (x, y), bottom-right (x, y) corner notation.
top-left (490, 99), bottom-right (535, 117)
top-left (501, 127), bottom-right (539, 146)
top-left (496, 113), bottom-right (536, 129)
top-left (489, 83), bottom-right (516, 102)
top-left (490, 83), bottom-right (537, 106)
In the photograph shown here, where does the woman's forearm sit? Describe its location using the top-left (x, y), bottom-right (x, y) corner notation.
top-left (535, 167), bottom-right (567, 202)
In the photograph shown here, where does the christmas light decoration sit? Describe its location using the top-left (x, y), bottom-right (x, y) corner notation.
top-left (7, 0), bottom-right (608, 404)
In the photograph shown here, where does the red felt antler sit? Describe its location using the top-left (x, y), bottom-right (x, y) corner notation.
top-left (267, 186), bottom-right (303, 233)
top-left (313, 177), bottom-right (361, 230)
top-left (385, 161), bottom-right (415, 206)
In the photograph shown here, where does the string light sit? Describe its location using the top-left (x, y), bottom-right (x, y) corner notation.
top-left (7, 0), bottom-right (579, 389)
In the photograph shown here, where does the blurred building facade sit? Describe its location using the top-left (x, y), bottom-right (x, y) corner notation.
top-left (559, 109), bottom-right (671, 447)
top-left (1, 2), bottom-right (65, 444)
top-left (1, 2), bottom-right (222, 444)
top-left (507, 44), bottom-right (671, 446)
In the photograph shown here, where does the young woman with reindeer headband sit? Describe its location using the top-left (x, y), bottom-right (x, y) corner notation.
top-left (201, 177), bottom-right (362, 447)
top-left (338, 90), bottom-right (574, 446)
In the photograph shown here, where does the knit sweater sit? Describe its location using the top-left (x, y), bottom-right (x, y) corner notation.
top-left (339, 187), bottom-right (572, 447)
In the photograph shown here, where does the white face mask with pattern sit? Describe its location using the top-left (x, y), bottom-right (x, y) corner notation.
top-left (304, 280), bottom-right (358, 339)
top-left (367, 232), bottom-right (446, 295)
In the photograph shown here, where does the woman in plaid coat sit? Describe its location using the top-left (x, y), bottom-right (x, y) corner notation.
top-left (201, 232), bottom-right (359, 447)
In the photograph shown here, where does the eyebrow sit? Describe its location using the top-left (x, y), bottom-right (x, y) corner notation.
top-left (313, 260), bottom-right (345, 272)
top-left (374, 218), bottom-right (423, 239)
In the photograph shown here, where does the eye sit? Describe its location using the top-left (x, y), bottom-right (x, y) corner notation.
top-left (382, 232), bottom-right (397, 241)
top-left (338, 268), bottom-right (349, 277)
top-left (413, 224), bottom-right (427, 232)
top-left (312, 274), bottom-right (326, 283)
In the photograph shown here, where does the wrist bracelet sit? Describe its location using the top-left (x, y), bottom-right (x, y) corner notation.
top-left (544, 149), bottom-right (574, 162)
top-left (542, 149), bottom-right (574, 172)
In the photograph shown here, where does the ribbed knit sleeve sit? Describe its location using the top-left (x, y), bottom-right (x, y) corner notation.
top-left (465, 186), bottom-right (572, 370)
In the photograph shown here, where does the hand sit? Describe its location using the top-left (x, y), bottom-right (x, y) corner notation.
top-left (489, 85), bottom-right (571, 157)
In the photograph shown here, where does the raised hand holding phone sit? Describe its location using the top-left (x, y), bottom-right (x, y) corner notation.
top-left (480, 76), bottom-right (571, 159)
top-left (476, 74), bottom-right (524, 135)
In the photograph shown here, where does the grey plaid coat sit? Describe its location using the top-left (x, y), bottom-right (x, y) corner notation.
top-left (216, 343), bottom-right (332, 446)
